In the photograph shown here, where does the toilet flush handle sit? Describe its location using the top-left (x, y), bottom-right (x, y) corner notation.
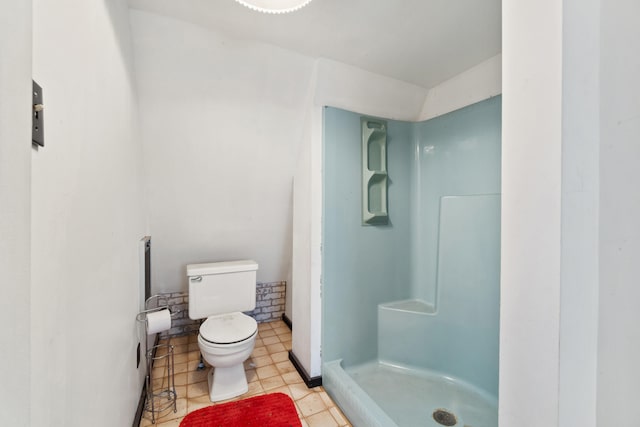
top-left (191, 276), bottom-right (202, 282)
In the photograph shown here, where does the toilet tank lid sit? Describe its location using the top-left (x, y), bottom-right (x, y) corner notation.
top-left (187, 260), bottom-right (258, 276)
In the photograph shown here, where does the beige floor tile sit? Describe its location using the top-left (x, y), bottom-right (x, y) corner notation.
top-left (151, 376), bottom-right (172, 390)
top-left (266, 342), bottom-right (286, 353)
top-left (187, 394), bottom-right (213, 412)
top-left (271, 350), bottom-right (289, 363)
top-left (282, 371), bottom-right (304, 385)
top-left (275, 360), bottom-right (296, 374)
top-left (289, 382), bottom-right (313, 400)
top-left (152, 361), bottom-right (188, 379)
top-left (297, 392), bottom-right (327, 417)
top-left (245, 368), bottom-right (258, 383)
top-left (174, 385), bottom-right (187, 400)
top-left (156, 418), bottom-right (183, 427)
top-left (251, 355), bottom-right (274, 368)
top-left (318, 390), bottom-right (333, 408)
top-left (278, 333), bottom-right (292, 343)
top-left (282, 340), bottom-right (293, 351)
top-left (187, 368), bottom-right (208, 384)
top-left (173, 372), bottom-right (189, 387)
top-left (245, 380), bottom-right (265, 396)
top-left (269, 385), bottom-right (293, 398)
top-left (329, 406), bottom-right (349, 426)
top-left (300, 418), bottom-right (310, 427)
top-left (188, 342), bottom-right (199, 352)
top-left (259, 328), bottom-right (277, 338)
top-left (173, 352), bottom-right (189, 365)
top-left (251, 346), bottom-right (269, 357)
top-left (186, 380), bottom-right (209, 398)
top-left (258, 322), bottom-right (273, 331)
top-left (256, 364), bottom-right (280, 380)
top-left (306, 410), bottom-right (339, 427)
top-left (260, 375), bottom-right (285, 391)
top-left (175, 362), bottom-right (191, 375)
top-left (187, 350), bottom-right (201, 361)
top-left (271, 320), bottom-right (287, 329)
top-left (262, 335), bottom-right (280, 346)
top-left (273, 326), bottom-right (291, 336)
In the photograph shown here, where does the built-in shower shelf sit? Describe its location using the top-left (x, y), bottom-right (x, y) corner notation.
top-left (361, 117), bottom-right (388, 225)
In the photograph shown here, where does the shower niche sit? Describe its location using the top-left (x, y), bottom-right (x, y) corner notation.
top-left (361, 118), bottom-right (388, 225)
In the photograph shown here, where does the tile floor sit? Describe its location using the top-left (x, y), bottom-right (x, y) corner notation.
top-left (140, 320), bottom-right (351, 427)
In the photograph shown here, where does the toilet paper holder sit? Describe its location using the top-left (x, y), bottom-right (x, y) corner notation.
top-left (136, 294), bottom-right (179, 422)
top-left (135, 294), bottom-right (182, 324)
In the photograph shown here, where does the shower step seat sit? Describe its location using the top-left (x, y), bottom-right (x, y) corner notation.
top-left (379, 298), bottom-right (435, 315)
top-left (378, 299), bottom-right (440, 368)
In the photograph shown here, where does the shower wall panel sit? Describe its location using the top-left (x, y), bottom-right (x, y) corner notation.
top-left (411, 96), bottom-right (502, 305)
top-left (379, 195), bottom-right (500, 395)
top-left (323, 107), bottom-right (413, 366)
top-left (323, 97), bottom-right (501, 383)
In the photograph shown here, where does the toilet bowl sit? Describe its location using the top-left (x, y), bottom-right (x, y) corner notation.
top-left (197, 312), bottom-right (258, 401)
top-left (187, 260), bottom-right (259, 402)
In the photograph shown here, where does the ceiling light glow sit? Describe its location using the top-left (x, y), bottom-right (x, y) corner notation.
top-left (234, 0), bottom-right (314, 14)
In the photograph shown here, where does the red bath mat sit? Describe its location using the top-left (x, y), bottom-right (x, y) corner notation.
top-left (179, 392), bottom-right (302, 427)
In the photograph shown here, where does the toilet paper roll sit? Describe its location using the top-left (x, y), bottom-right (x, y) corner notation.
top-left (146, 309), bottom-right (171, 335)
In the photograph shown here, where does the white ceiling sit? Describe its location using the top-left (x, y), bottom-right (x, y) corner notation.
top-left (128, 0), bottom-right (501, 89)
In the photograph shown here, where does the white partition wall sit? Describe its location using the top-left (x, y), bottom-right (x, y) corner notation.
top-left (501, 0), bottom-right (640, 426)
top-left (596, 0), bottom-right (640, 424)
top-left (0, 2), bottom-right (32, 426)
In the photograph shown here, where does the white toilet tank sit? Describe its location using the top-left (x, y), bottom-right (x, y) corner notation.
top-left (187, 260), bottom-right (258, 320)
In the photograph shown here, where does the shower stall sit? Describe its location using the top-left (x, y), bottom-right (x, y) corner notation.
top-left (322, 97), bottom-right (501, 427)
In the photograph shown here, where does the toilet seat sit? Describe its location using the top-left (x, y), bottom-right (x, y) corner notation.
top-left (200, 312), bottom-right (257, 344)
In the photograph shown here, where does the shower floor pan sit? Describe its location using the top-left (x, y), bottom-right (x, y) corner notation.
top-left (324, 360), bottom-right (497, 427)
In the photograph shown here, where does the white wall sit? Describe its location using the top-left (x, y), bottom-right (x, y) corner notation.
top-left (503, 0), bottom-right (640, 425)
top-left (419, 54), bottom-right (502, 121)
top-left (130, 10), bottom-right (315, 294)
top-left (559, 0), bottom-right (600, 424)
top-left (500, 0), bottom-right (563, 425)
top-left (31, 0), bottom-right (147, 425)
top-left (0, 2), bottom-right (32, 426)
top-left (597, 0), bottom-right (640, 424)
top-left (292, 58), bottom-right (429, 377)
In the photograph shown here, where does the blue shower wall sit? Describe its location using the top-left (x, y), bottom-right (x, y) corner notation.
top-left (322, 97), bottom-right (501, 392)
top-left (323, 107), bottom-right (413, 366)
top-left (411, 96), bottom-right (502, 304)
top-left (379, 194), bottom-right (501, 395)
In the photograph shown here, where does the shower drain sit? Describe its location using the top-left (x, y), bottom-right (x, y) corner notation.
top-left (432, 408), bottom-right (458, 426)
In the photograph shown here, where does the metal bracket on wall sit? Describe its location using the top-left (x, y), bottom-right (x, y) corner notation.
top-left (32, 80), bottom-right (44, 147)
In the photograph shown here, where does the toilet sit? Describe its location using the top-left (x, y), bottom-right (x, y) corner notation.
top-left (187, 260), bottom-right (259, 402)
